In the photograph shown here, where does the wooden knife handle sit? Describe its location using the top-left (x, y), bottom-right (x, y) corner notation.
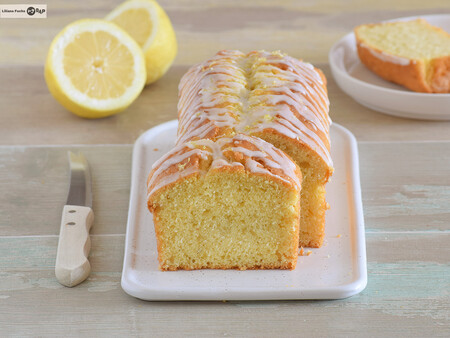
top-left (55, 205), bottom-right (94, 287)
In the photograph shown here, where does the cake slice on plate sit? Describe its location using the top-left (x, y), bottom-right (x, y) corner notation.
top-left (354, 19), bottom-right (450, 93)
top-left (147, 134), bottom-right (302, 271)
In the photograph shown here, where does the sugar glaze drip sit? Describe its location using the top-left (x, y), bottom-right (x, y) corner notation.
top-left (147, 134), bottom-right (301, 199)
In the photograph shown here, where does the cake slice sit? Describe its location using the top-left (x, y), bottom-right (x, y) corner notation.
top-left (177, 50), bottom-right (333, 247)
top-left (147, 134), bottom-right (302, 271)
top-left (354, 19), bottom-right (450, 93)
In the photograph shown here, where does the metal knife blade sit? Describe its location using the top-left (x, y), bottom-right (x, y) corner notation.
top-left (66, 151), bottom-right (92, 208)
top-left (55, 151), bottom-right (94, 287)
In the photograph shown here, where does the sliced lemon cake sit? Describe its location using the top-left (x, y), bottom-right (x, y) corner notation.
top-left (176, 50), bottom-right (333, 247)
top-left (147, 134), bottom-right (302, 271)
top-left (354, 19), bottom-right (450, 93)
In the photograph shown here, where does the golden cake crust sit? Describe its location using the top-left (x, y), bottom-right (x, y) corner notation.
top-left (430, 56), bottom-right (450, 93)
top-left (147, 134), bottom-right (302, 207)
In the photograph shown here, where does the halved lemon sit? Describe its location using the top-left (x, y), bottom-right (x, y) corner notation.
top-left (106, 0), bottom-right (177, 85)
top-left (45, 19), bottom-right (146, 119)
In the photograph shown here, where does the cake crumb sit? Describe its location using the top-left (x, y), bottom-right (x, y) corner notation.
top-left (306, 251), bottom-right (312, 256)
top-left (299, 247), bottom-right (304, 256)
top-left (337, 234), bottom-right (342, 238)
top-left (153, 148), bottom-right (159, 151)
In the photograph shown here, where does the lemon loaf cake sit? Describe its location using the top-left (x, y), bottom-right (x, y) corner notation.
top-left (354, 19), bottom-right (450, 93)
top-left (177, 50), bottom-right (333, 247)
top-left (147, 134), bottom-right (302, 271)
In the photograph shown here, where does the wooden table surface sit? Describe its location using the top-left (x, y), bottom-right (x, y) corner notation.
top-left (1, 0), bottom-right (449, 336)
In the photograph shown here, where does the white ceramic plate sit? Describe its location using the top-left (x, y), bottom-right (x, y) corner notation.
top-left (121, 120), bottom-right (367, 301)
top-left (329, 14), bottom-right (450, 120)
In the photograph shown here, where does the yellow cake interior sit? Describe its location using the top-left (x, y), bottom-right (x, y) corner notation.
top-left (254, 132), bottom-right (329, 247)
top-left (356, 19), bottom-right (450, 60)
top-left (151, 171), bottom-right (300, 271)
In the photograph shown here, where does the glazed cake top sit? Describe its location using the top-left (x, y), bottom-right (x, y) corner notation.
top-left (177, 50), bottom-right (332, 168)
top-left (147, 133), bottom-right (302, 201)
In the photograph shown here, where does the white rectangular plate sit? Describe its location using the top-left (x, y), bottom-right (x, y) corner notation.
top-left (121, 120), bottom-right (367, 300)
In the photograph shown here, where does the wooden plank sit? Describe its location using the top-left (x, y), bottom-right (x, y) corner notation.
top-left (0, 235), bottom-right (124, 272)
top-left (0, 64), bottom-right (180, 145)
top-left (0, 233), bottom-right (448, 336)
top-left (1, 0), bottom-right (450, 145)
top-left (359, 142), bottom-right (450, 232)
top-left (0, 0), bottom-right (449, 66)
top-left (1, 142), bottom-right (449, 236)
top-left (1, 64), bottom-right (450, 145)
top-left (0, 146), bottom-right (131, 236)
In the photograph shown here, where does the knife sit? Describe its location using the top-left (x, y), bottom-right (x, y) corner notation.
top-left (55, 151), bottom-right (94, 287)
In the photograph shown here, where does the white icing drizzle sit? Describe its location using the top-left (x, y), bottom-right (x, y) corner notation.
top-left (147, 134), bottom-right (301, 199)
top-left (147, 145), bottom-right (203, 198)
top-left (176, 50), bottom-right (333, 168)
top-left (360, 43), bottom-right (412, 66)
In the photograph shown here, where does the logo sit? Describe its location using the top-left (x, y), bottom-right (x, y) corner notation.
top-left (0, 4), bottom-right (47, 18)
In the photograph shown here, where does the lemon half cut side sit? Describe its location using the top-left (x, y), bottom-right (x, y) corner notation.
top-left (106, 0), bottom-right (177, 85)
top-left (45, 19), bottom-right (146, 119)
